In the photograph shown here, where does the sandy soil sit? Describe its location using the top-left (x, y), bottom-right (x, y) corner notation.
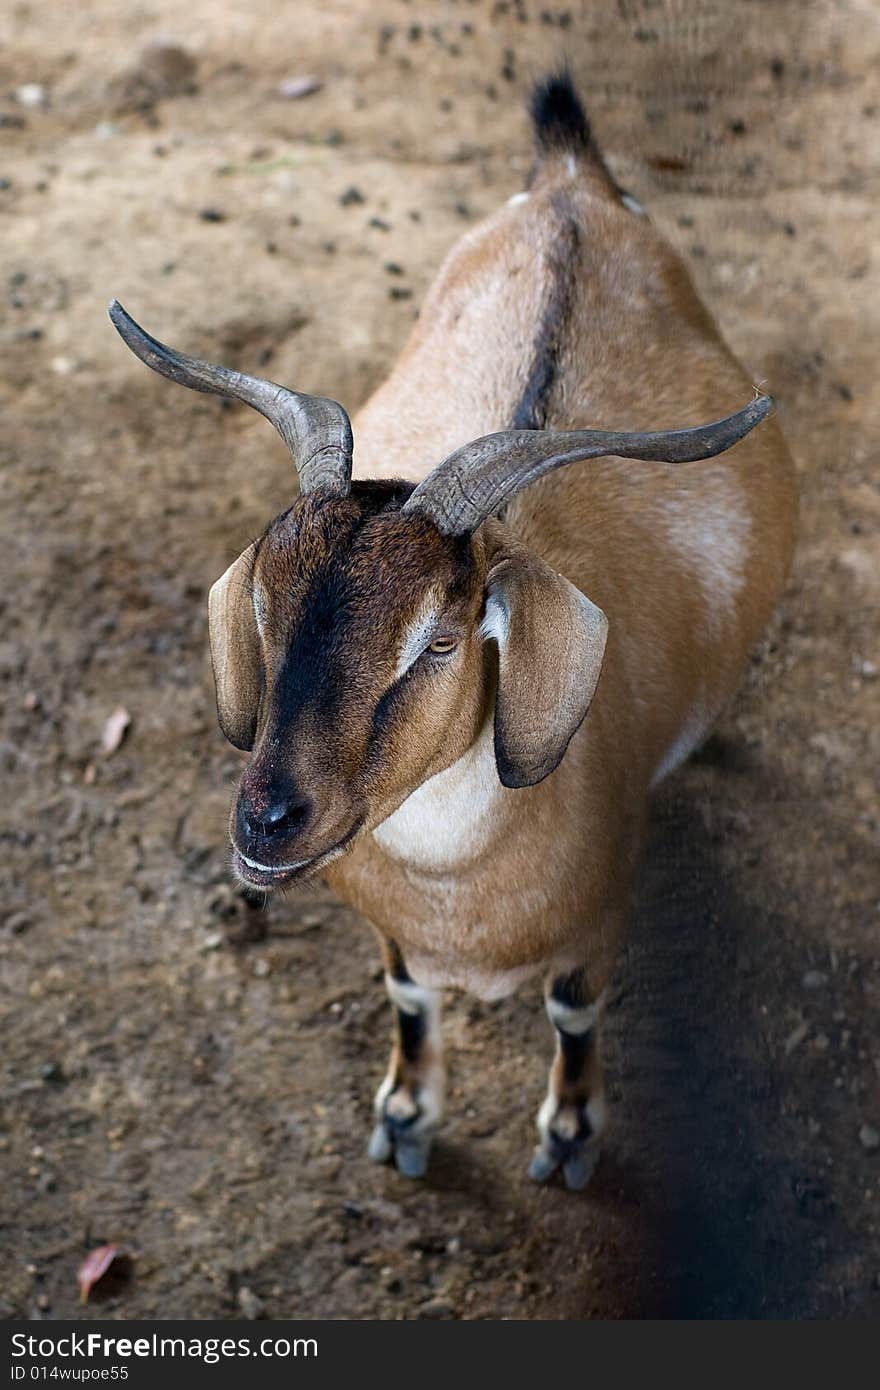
top-left (1, 0), bottom-right (878, 1320)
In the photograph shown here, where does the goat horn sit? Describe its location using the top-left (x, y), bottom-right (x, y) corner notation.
top-left (108, 300), bottom-right (353, 497)
top-left (402, 395), bottom-right (773, 535)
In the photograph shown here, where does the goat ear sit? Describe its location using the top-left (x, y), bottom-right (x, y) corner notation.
top-left (207, 543), bottom-right (262, 751)
top-left (483, 551), bottom-right (608, 789)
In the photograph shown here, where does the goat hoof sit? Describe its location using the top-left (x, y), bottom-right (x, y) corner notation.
top-left (529, 1137), bottom-right (599, 1190)
top-left (367, 1121), bottom-right (394, 1165)
top-left (528, 1147), bottom-right (558, 1184)
top-left (562, 1146), bottom-right (598, 1191)
top-left (367, 1119), bottom-right (432, 1179)
top-left (393, 1136), bottom-right (430, 1179)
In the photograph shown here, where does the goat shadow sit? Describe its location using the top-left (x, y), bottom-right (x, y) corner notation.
top-left (596, 745), bottom-right (822, 1319)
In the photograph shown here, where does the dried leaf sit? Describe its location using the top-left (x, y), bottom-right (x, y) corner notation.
top-left (78, 1243), bottom-right (121, 1302)
top-left (277, 74), bottom-right (322, 100)
top-left (101, 706), bottom-right (131, 756)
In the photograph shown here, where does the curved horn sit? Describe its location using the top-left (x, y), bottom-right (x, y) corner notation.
top-left (108, 300), bottom-right (353, 497)
top-left (402, 395), bottom-right (773, 535)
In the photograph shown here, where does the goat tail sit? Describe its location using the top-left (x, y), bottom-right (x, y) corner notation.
top-left (529, 70), bottom-right (619, 192)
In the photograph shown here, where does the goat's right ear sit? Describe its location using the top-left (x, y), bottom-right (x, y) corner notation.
top-left (482, 547), bottom-right (608, 789)
top-left (207, 543), bottom-right (262, 751)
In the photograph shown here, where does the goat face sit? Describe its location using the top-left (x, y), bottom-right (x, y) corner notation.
top-left (210, 480), bottom-right (612, 889)
top-left (211, 481), bottom-right (491, 888)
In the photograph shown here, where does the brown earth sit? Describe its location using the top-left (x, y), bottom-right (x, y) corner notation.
top-left (1, 0), bottom-right (878, 1321)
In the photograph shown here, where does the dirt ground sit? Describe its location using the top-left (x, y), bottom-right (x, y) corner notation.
top-left (1, 0), bottom-right (878, 1321)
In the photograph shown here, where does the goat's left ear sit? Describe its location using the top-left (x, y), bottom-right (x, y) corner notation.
top-left (483, 551), bottom-right (608, 788)
top-left (207, 542), bottom-right (262, 751)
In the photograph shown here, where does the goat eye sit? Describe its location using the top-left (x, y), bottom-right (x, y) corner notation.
top-left (428, 636), bottom-right (458, 655)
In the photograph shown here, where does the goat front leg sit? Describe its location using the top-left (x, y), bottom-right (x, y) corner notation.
top-left (367, 939), bottom-right (444, 1179)
top-left (530, 966), bottom-right (607, 1191)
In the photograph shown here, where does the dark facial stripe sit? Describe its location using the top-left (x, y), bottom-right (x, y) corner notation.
top-left (271, 561), bottom-right (351, 731)
top-left (259, 482), bottom-right (474, 748)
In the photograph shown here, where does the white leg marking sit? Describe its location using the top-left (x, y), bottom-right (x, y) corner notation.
top-left (537, 1083), bottom-right (607, 1144)
top-left (546, 994), bottom-right (603, 1037)
top-left (374, 974), bottom-right (444, 1131)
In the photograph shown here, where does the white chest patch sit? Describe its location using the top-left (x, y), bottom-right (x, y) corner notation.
top-left (373, 728), bottom-right (502, 874)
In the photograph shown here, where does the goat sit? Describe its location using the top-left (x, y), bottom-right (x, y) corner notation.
top-left (110, 72), bottom-right (797, 1189)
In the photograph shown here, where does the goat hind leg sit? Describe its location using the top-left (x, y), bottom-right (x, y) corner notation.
top-left (368, 940), bottom-right (444, 1179)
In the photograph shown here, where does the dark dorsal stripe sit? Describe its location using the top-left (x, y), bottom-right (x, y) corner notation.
top-left (509, 204), bottom-right (580, 435)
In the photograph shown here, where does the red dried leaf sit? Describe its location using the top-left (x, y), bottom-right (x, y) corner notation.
top-left (78, 1243), bottom-right (121, 1302)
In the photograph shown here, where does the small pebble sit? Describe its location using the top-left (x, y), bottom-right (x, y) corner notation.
top-left (339, 186), bottom-right (365, 207)
top-left (802, 970), bottom-right (828, 990)
top-left (237, 1286), bottom-right (265, 1319)
top-left (199, 208), bottom-right (226, 223)
top-left (417, 1297), bottom-right (454, 1319)
top-left (859, 1124), bottom-right (879, 1152)
top-left (15, 84), bottom-right (47, 109)
top-left (133, 41), bottom-right (197, 98)
top-left (784, 1021), bottom-right (809, 1055)
top-left (278, 74), bottom-right (322, 100)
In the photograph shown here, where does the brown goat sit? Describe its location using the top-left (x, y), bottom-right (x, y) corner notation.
top-left (111, 73), bottom-right (797, 1188)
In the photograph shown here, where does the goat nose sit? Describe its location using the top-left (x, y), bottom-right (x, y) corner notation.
top-left (242, 794), bottom-right (312, 841)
